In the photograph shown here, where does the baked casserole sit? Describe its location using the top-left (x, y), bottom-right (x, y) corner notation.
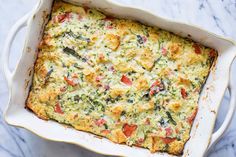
top-left (26, 0), bottom-right (217, 155)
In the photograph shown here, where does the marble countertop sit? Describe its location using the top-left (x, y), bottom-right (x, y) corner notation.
top-left (0, 0), bottom-right (236, 157)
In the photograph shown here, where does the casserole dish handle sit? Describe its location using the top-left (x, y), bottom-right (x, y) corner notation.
top-left (207, 65), bottom-right (236, 150)
top-left (2, 13), bottom-right (30, 86)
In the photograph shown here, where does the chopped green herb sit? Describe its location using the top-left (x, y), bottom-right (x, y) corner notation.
top-left (166, 111), bottom-right (177, 125)
top-left (63, 47), bottom-right (81, 59)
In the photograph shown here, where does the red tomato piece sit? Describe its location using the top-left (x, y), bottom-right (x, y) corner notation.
top-left (54, 12), bottom-right (71, 23)
top-left (193, 43), bottom-right (201, 54)
top-left (165, 127), bottom-right (173, 137)
top-left (106, 25), bottom-right (113, 29)
top-left (160, 137), bottom-right (176, 144)
top-left (161, 48), bottom-right (167, 56)
top-left (60, 86), bottom-right (67, 92)
top-left (57, 14), bottom-right (67, 23)
top-left (54, 102), bottom-right (64, 114)
top-left (181, 88), bottom-right (188, 99)
top-left (64, 76), bottom-right (77, 86)
top-left (95, 119), bottom-right (106, 127)
top-left (123, 123), bottom-right (137, 137)
top-left (149, 89), bottom-right (156, 96)
top-left (149, 80), bottom-right (164, 96)
top-left (187, 108), bottom-right (198, 124)
top-left (121, 75), bottom-right (132, 86)
top-left (151, 80), bottom-right (161, 88)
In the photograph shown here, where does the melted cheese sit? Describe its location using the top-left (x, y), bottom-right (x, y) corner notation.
top-left (26, 0), bottom-right (217, 155)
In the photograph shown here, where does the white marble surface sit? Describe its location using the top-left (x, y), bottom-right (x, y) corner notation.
top-left (0, 0), bottom-right (236, 157)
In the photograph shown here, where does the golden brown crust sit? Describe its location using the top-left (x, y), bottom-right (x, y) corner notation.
top-left (26, 0), bottom-right (217, 155)
top-left (26, 92), bottom-right (49, 120)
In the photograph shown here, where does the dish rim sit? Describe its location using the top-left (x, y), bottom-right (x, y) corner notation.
top-left (2, 0), bottom-right (236, 157)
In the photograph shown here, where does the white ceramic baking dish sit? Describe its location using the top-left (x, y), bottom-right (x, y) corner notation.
top-left (2, 0), bottom-right (236, 156)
